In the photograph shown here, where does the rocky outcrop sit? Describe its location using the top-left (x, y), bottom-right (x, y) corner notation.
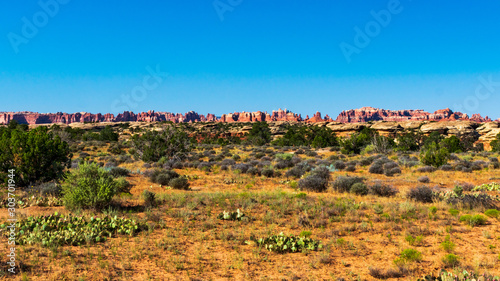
top-left (0, 107), bottom-right (494, 125)
top-left (419, 121), bottom-right (480, 135)
top-left (335, 107), bottom-right (491, 123)
top-left (218, 108), bottom-right (302, 123)
top-left (0, 110), bottom-right (216, 125)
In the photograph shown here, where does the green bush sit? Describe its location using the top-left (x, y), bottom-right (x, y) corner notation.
top-left (150, 169), bottom-right (180, 185)
top-left (459, 214), bottom-right (487, 227)
top-left (420, 142), bottom-right (449, 168)
top-left (261, 168), bottom-right (275, 178)
top-left (484, 209), bottom-right (500, 219)
top-left (169, 177), bottom-right (190, 190)
top-left (115, 177), bottom-right (132, 194)
top-left (394, 248), bottom-right (422, 266)
top-left (109, 167), bottom-right (130, 178)
top-left (142, 190), bottom-right (156, 208)
top-left (448, 208), bottom-right (460, 217)
top-left (0, 126), bottom-right (71, 186)
top-left (440, 235), bottom-right (455, 253)
top-left (396, 130), bottom-right (425, 152)
top-left (407, 185), bottom-right (434, 203)
top-left (298, 167), bottom-right (331, 192)
top-left (62, 162), bottom-right (118, 210)
top-left (340, 127), bottom-right (377, 155)
top-left (350, 182), bottom-right (368, 195)
top-left (440, 136), bottom-right (462, 153)
top-left (490, 133), bottom-right (500, 152)
top-left (442, 254), bottom-right (460, 267)
top-left (369, 182), bottom-right (398, 197)
top-left (332, 175), bottom-right (364, 193)
top-left (99, 125), bottom-right (119, 142)
top-left (405, 235), bottom-right (424, 246)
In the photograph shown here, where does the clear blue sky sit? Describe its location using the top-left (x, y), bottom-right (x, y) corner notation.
top-left (1, 0), bottom-right (500, 119)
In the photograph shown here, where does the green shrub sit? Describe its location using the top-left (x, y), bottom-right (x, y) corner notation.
top-left (440, 235), bottom-right (456, 253)
top-left (350, 183), bottom-right (368, 195)
top-left (369, 182), bottom-right (398, 197)
top-left (490, 133), bottom-right (500, 152)
top-left (115, 177), bottom-right (132, 194)
top-left (459, 214), bottom-right (487, 227)
top-left (419, 142), bottom-right (449, 168)
top-left (99, 125), bottom-right (119, 142)
top-left (484, 209), bottom-right (500, 219)
top-left (62, 162), bottom-right (118, 210)
top-left (396, 130), bottom-right (425, 152)
top-left (298, 167), bottom-right (331, 192)
top-left (261, 167), bottom-right (275, 177)
top-left (150, 169), bottom-right (180, 185)
top-left (299, 230), bottom-right (312, 238)
top-left (332, 175), bottom-right (364, 193)
top-left (394, 248), bottom-right (422, 266)
top-left (169, 177), bottom-right (190, 190)
top-left (340, 128), bottom-right (377, 155)
top-left (407, 185), bottom-right (434, 203)
top-left (405, 235), bottom-right (424, 246)
top-left (109, 167), bottom-right (130, 178)
top-left (448, 208), bottom-right (460, 217)
top-left (275, 153), bottom-right (293, 161)
top-left (142, 190), bottom-right (156, 208)
top-left (442, 254), bottom-right (460, 268)
top-left (440, 136), bottom-right (463, 154)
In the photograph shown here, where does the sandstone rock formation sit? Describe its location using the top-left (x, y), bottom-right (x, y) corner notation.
top-left (0, 110), bottom-right (216, 125)
top-left (0, 107), bottom-right (494, 125)
top-left (335, 107), bottom-right (491, 123)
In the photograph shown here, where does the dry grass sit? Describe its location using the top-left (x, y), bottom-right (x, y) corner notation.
top-left (1, 143), bottom-right (500, 280)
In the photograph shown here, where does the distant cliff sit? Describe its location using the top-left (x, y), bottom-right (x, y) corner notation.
top-left (0, 107), bottom-right (493, 125)
top-left (335, 107), bottom-right (492, 123)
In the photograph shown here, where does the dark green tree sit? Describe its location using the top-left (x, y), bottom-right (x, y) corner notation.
top-left (246, 121), bottom-right (272, 146)
top-left (491, 133), bottom-right (500, 152)
top-left (0, 126), bottom-right (71, 186)
top-left (131, 126), bottom-right (192, 162)
top-left (396, 130), bottom-right (425, 152)
top-left (99, 125), bottom-right (119, 142)
top-left (340, 127), bottom-right (377, 154)
top-left (440, 135), bottom-right (462, 153)
top-left (423, 131), bottom-right (444, 148)
top-left (272, 125), bottom-right (338, 148)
